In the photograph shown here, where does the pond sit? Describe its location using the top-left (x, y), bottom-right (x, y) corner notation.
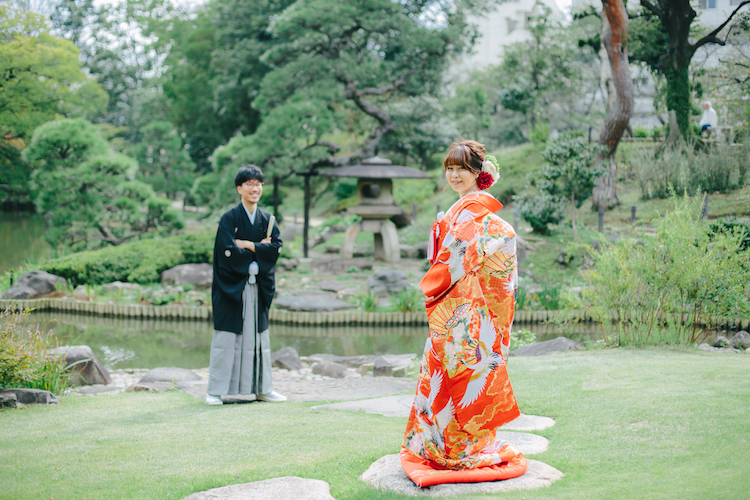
top-left (24, 311), bottom-right (601, 371)
top-left (0, 212), bottom-right (49, 275)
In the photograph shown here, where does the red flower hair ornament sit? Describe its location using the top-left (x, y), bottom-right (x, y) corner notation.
top-left (478, 154), bottom-right (500, 190)
top-left (476, 172), bottom-right (494, 190)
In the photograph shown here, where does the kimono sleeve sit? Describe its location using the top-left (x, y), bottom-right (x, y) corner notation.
top-left (254, 218), bottom-right (282, 273)
top-left (215, 212), bottom-right (256, 278)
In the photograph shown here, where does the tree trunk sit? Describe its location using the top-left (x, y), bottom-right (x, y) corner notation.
top-left (663, 63), bottom-right (691, 139)
top-left (592, 0), bottom-right (634, 211)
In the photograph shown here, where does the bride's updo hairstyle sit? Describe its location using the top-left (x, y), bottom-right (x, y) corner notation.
top-left (443, 140), bottom-right (487, 174)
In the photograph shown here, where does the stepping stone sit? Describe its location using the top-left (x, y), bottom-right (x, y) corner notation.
top-left (183, 476), bottom-right (336, 500)
top-left (313, 395), bottom-right (556, 431)
top-left (360, 454), bottom-right (563, 497)
top-left (495, 431), bottom-right (549, 455)
top-left (139, 367), bottom-right (201, 384)
top-left (274, 291), bottom-right (356, 311)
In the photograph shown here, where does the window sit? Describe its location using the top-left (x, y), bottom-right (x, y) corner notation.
top-left (730, 0), bottom-right (741, 5)
top-left (699, 0), bottom-right (716, 8)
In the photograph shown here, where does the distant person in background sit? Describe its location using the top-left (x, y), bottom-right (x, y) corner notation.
top-left (699, 101), bottom-right (718, 137)
top-left (206, 165), bottom-right (285, 406)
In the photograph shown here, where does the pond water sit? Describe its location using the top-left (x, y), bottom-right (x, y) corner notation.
top-left (23, 311), bottom-right (600, 371)
top-left (0, 213), bottom-right (49, 275)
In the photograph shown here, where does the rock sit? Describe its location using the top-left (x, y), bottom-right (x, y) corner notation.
top-left (367, 270), bottom-right (410, 296)
top-left (139, 367), bottom-right (201, 385)
top-left (712, 335), bottom-right (729, 348)
top-left (317, 280), bottom-right (349, 293)
top-left (186, 290), bottom-right (207, 305)
top-left (729, 331), bottom-right (750, 350)
top-left (160, 263), bottom-right (213, 290)
top-left (280, 223), bottom-right (303, 243)
top-left (400, 245), bottom-right (418, 259)
top-left (47, 345), bottom-right (111, 385)
top-left (272, 346), bottom-right (303, 371)
top-left (310, 257), bottom-right (372, 274)
top-left (0, 392), bottom-right (19, 408)
top-left (373, 354), bottom-right (416, 377)
top-left (500, 414), bottom-right (556, 432)
top-left (325, 245), bottom-right (341, 254)
top-left (73, 285), bottom-right (89, 298)
top-left (184, 476), bottom-right (336, 500)
top-left (697, 343), bottom-right (741, 353)
top-left (312, 360), bottom-right (348, 379)
top-left (556, 252), bottom-right (572, 266)
top-left (101, 281), bottom-right (142, 294)
top-left (126, 382), bottom-right (176, 392)
top-left (510, 337), bottom-right (584, 357)
top-left (279, 258), bottom-right (299, 271)
top-left (273, 291), bottom-right (356, 311)
top-left (360, 454), bottom-right (564, 497)
top-left (307, 354), bottom-right (376, 368)
top-left (1, 270), bottom-right (66, 299)
top-left (0, 388), bottom-right (58, 406)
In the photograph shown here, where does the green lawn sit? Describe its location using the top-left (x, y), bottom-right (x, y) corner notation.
top-left (2, 349), bottom-right (748, 499)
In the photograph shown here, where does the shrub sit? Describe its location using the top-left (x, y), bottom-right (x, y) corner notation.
top-left (356, 290), bottom-right (379, 312)
top-left (633, 124), bottom-right (650, 138)
top-left (515, 286), bottom-right (529, 310)
top-left (510, 328), bottom-right (536, 349)
top-left (582, 195), bottom-right (750, 346)
top-left (535, 285), bottom-right (562, 310)
top-left (514, 191), bottom-right (565, 234)
top-left (0, 309), bottom-right (71, 394)
top-left (41, 232), bottom-right (213, 285)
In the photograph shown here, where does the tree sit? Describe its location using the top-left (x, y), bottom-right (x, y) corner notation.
top-left (133, 121), bottom-right (195, 199)
top-left (638, 0), bottom-right (750, 138)
top-left (0, 4), bottom-right (107, 140)
top-left (23, 118), bottom-right (183, 248)
top-left (591, 0), bottom-right (634, 210)
top-left (496, 4), bottom-right (582, 137)
top-left (519, 135), bottom-right (604, 240)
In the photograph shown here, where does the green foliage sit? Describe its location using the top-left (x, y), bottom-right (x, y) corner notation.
top-left (515, 285), bottom-right (529, 311)
top-left (510, 328), bottom-right (536, 349)
top-left (23, 118), bottom-right (184, 249)
top-left (539, 134), bottom-right (605, 208)
top-left (392, 288), bottom-right (423, 313)
top-left (535, 285), bottom-right (563, 310)
top-left (355, 290), bottom-right (379, 312)
top-left (514, 191), bottom-right (566, 234)
top-left (630, 141), bottom-right (749, 199)
top-left (582, 194), bottom-right (750, 346)
top-left (133, 121), bottom-right (196, 198)
top-left (40, 232), bottom-right (213, 285)
top-left (0, 4), bottom-right (107, 142)
top-left (0, 309), bottom-right (71, 394)
top-left (633, 124), bottom-right (650, 138)
top-left (710, 218), bottom-right (750, 252)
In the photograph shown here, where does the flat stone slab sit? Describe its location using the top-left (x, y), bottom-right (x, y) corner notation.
top-left (510, 336), bottom-right (584, 356)
top-left (274, 291), bottom-right (356, 311)
top-left (495, 431), bottom-right (549, 455)
top-left (312, 395), bottom-right (556, 431)
top-left (0, 388), bottom-right (58, 406)
top-left (183, 476), bottom-right (335, 500)
top-left (139, 367), bottom-right (201, 384)
top-left (360, 454), bottom-right (563, 497)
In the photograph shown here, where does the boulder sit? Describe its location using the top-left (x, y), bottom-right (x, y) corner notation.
top-left (510, 337), bottom-right (584, 357)
top-left (373, 354), bottom-right (416, 377)
top-left (101, 281), bottom-right (141, 294)
top-left (0, 392), bottom-right (19, 408)
top-left (712, 335), bottom-right (729, 348)
top-left (160, 264), bottom-right (213, 290)
top-left (1, 270), bottom-right (66, 299)
top-left (184, 476), bottom-right (336, 500)
top-left (312, 360), bottom-right (348, 379)
top-left (0, 388), bottom-right (58, 406)
top-left (47, 345), bottom-right (111, 385)
top-left (729, 331), bottom-right (750, 350)
top-left (73, 285), bottom-right (89, 298)
top-left (139, 367), bottom-right (201, 385)
top-left (367, 270), bottom-right (410, 296)
top-left (126, 382), bottom-right (176, 392)
top-left (400, 245), bottom-right (418, 259)
top-left (272, 347), bottom-right (303, 371)
top-left (278, 258), bottom-right (299, 271)
top-left (273, 291), bottom-right (356, 311)
top-left (697, 343), bottom-right (741, 353)
top-left (317, 280), bottom-right (349, 293)
top-left (360, 454), bottom-right (564, 497)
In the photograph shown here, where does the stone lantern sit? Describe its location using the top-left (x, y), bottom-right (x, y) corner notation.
top-left (321, 157), bottom-right (431, 262)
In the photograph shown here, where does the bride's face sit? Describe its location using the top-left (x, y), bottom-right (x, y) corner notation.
top-left (445, 164), bottom-right (478, 197)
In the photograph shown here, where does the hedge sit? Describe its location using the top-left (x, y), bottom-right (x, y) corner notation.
top-left (41, 232), bottom-right (214, 285)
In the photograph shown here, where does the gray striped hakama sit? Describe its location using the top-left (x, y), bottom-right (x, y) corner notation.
top-left (207, 281), bottom-right (272, 396)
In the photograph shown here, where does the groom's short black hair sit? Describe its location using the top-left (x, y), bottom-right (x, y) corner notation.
top-left (235, 165), bottom-right (264, 186)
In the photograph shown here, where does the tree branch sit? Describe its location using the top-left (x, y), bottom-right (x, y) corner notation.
top-left (638, 0), bottom-right (664, 20)
top-left (692, 0), bottom-right (750, 53)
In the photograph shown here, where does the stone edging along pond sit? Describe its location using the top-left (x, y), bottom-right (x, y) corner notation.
top-left (4, 298), bottom-right (750, 329)
top-left (0, 298), bottom-right (593, 326)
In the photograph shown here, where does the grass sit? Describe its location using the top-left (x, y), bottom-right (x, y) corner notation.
top-left (1, 349), bottom-right (748, 499)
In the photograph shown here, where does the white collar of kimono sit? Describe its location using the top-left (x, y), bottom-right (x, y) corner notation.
top-left (241, 203), bottom-right (257, 225)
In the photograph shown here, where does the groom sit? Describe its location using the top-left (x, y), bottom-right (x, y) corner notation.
top-left (206, 165), bottom-right (286, 405)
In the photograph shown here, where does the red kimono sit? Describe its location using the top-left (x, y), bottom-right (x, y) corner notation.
top-left (401, 191), bottom-right (527, 486)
